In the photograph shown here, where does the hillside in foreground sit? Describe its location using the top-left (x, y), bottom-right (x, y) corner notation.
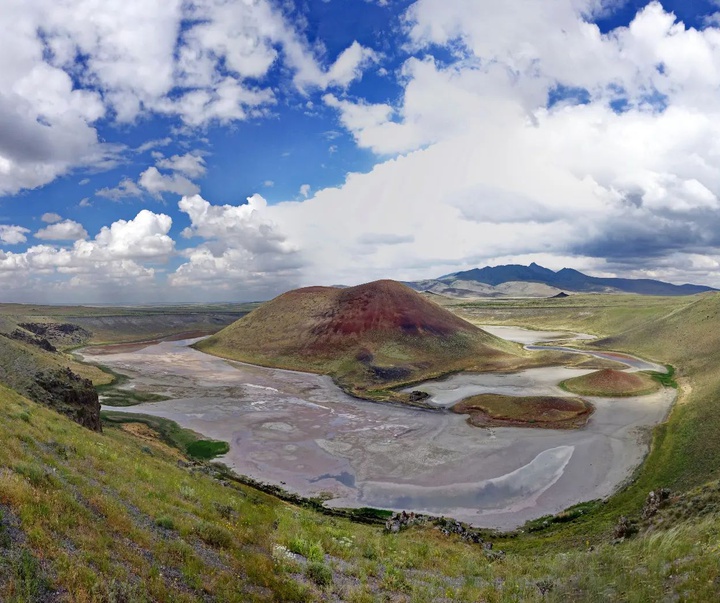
top-left (0, 292), bottom-right (719, 601)
top-left (196, 280), bottom-right (534, 400)
top-left (1, 294), bottom-right (720, 600)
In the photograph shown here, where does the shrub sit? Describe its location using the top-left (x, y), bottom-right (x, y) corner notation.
top-left (304, 561), bottom-right (333, 587)
top-left (288, 537), bottom-right (324, 562)
top-left (213, 502), bottom-right (237, 520)
top-left (195, 522), bottom-right (233, 548)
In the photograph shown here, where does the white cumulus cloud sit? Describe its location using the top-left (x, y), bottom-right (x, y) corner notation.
top-left (170, 194), bottom-right (302, 298)
top-left (41, 212), bottom-right (63, 224)
top-left (0, 225), bottom-right (30, 245)
top-left (139, 167), bottom-right (200, 198)
top-left (35, 220), bottom-right (89, 241)
top-left (0, 209), bottom-right (174, 301)
top-left (96, 177), bottom-right (143, 201)
top-left (0, 0), bottom-right (379, 197)
top-left (156, 152), bottom-right (207, 178)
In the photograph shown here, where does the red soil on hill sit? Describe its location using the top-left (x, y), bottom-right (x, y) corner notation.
top-left (197, 280), bottom-right (520, 395)
top-left (310, 280), bottom-right (477, 339)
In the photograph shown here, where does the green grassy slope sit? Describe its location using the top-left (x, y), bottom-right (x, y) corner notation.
top-left (446, 293), bottom-right (694, 337)
top-left (588, 293), bottom-right (720, 492)
top-left (0, 335), bottom-right (111, 389)
top-left (2, 381), bottom-right (720, 601)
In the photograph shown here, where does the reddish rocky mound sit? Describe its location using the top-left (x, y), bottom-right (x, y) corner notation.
top-left (313, 280), bottom-right (478, 339)
top-left (561, 369), bottom-right (660, 397)
top-left (196, 280), bottom-right (522, 397)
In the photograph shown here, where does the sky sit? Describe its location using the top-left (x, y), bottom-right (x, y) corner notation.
top-left (3, 0), bottom-right (720, 303)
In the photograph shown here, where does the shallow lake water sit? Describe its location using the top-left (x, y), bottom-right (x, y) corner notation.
top-left (81, 326), bottom-right (675, 530)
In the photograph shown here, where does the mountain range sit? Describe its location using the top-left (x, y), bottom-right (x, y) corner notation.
top-left (407, 262), bottom-right (716, 298)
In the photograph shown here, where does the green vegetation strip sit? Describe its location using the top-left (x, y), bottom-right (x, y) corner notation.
top-left (523, 500), bottom-right (604, 533)
top-left (101, 411), bottom-right (229, 460)
top-left (646, 364), bottom-right (678, 389)
top-left (99, 388), bottom-right (171, 407)
top-left (92, 362), bottom-right (172, 406)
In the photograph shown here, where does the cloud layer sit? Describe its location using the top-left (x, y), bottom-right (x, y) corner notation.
top-left (0, 0), bottom-right (375, 195)
top-left (4, 1), bottom-right (720, 300)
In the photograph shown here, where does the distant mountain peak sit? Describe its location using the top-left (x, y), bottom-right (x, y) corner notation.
top-left (413, 263), bottom-right (715, 297)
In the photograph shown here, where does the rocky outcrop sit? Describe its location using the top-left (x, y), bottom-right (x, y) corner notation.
top-left (19, 323), bottom-right (91, 347)
top-left (3, 329), bottom-right (56, 352)
top-left (32, 368), bottom-right (102, 432)
top-left (613, 515), bottom-right (638, 540)
top-left (642, 488), bottom-right (671, 519)
top-left (407, 390), bottom-right (430, 403)
top-left (384, 511), bottom-right (504, 557)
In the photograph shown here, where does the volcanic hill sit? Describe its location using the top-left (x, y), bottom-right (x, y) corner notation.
top-left (196, 280), bottom-right (527, 401)
top-left (561, 368), bottom-right (661, 397)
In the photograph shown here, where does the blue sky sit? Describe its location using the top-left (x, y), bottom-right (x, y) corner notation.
top-left (3, 0), bottom-right (720, 302)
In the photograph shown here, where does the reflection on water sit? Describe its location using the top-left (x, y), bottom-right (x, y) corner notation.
top-left (480, 325), bottom-right (595, 345)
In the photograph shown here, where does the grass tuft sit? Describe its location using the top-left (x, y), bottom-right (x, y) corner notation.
top-left (155, 515), bottom-right (175, 530)
top-left (288, 537), bottom-right (325, 562)
top-left (195, 522), bottom-right (233, 549)
top-left (304, 561), bottom-right (333, 587)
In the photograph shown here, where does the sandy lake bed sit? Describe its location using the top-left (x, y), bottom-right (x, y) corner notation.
top-left (80, 326), bottom-right (675, 530)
